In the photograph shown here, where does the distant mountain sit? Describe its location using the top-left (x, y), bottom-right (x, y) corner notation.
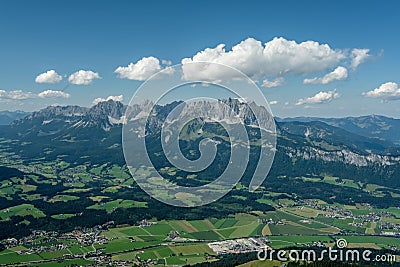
top-left (10, 98), bottom-right (275, 136)
top-left (277, 120), bottom-right (397, 155)
top-left (0, 110), bottom-right (29, 125)
top-left (4, 99), bottom-right (400, 158)
top-left (278, 115), bottom-right (400, 144)
top-left (1, 99), bottom-right (400, 188)
top-left (11, 100), bottom-right (126, 136)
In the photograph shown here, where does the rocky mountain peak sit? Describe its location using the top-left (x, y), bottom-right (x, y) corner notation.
top-left (89, 100), bottom-right (125, 119)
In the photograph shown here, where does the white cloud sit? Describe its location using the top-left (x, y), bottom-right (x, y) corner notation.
top-left (38, 90), bottom-right (70, 98)
top-left (115, 56), bottom-right (173, 81)
top-left (262, 77), bottom-right (284, 88)
top-left (0, 90), bottom-right (37, 100)
top-left (35, 70), bottom-right (63, 84)
top-left (363, 82), bottom-right (400, 101)
top-left (0, 89), bottom-right (71, 101)
top-left (181, 37), bottom-right (346, 81)
top-left (162, 59), bottom-right (172, 66)
top-left (303, 66), bottom-right (348, 84)
top-left (93, 95), bottom-right (123, 105)
top-left (351, 48), bottom-right (370, 70)
top-left (269, 100), bottom-right (278, 105)
top-left (68, 70), bottom-right (101, 85)
top-left (296, 89), bottom-right (340, 105)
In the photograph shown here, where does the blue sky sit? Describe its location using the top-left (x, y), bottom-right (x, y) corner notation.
top-left (0, 0), bottom-right (399, 118)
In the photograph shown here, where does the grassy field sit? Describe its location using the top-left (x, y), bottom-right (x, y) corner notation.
top-left (87, 199), bottom-right (147, 213)
top-left (386, 207), bottom-right (400, 218)
top-left (48, 195), bottom-right (80, 203)
top-left (1, 189), bottom-right (400, 267)
top-left (39, 248), bottom-right (71, 260)
top-left (212, 218), bottom-right (237, 228)
top-left (51, 214), bottom-right (76, 220)
top-left (107, 165), bottom-right (132, 180)
top-left (111, 243), bottom-right (214, 265)
top-left (0, 204), bottom-right (45, 220)
top-left (95, 238), bottom-right (159, 254)
top-left (68, 244), bottom-right (95, 255)
top-left (63, 188), bottom-right (91, 193)
top-left (302, 175), bottom-right (361, 190)
top-left (189, 219), bottom-right (215, 231)
top-left (0, 209), bottom-right (399, 266)
top-left (101, 186), bottom-right (121, 193)
top-left (89, 195), bottom-right (109, 202)
top-left (98, 211), bottom-right (341, 247)
top-left (283, 206), bottom-right (325, 218)
top-left (170, 243), bottom-right (214, 255)
top-left (259, 210), bottom-right (339, 236)
top-left (0, 249), bottom-right (42, 265)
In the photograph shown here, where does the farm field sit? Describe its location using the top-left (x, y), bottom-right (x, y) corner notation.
top-left (0, 204), bottom-right (46, 221)
top-left (2, 206), bottom-right (399, 266)
top-left (87, 199), bottom-right (148, 213)
top-left (1, 157), bottom-right (400, 266)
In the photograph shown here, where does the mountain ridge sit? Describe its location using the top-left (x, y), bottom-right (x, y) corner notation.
top-left (0, 110), bottom-right (30, 125)
top-left (277, 115), bottom-right (400, 144)
top-left (0, 99), bottom-right (399, 189)
top-left (6, 99), bottom-right (400, 156)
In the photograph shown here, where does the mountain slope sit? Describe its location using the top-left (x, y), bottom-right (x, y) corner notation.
top-left (0, 110), bottom-right (30, 125)
top-left (278, 115), bottom-right (400, 144)
top-left (0, 99), bottom-right (399, 188)
top-left (278, 120), bottom-right (398, 155)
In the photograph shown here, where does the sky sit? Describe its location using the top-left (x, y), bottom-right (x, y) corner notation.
top-left (0, 0), bottom-right (399, 118)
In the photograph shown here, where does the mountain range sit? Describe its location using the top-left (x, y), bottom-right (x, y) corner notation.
top-left (3, 101), bottom-right (399, 146)
top-left (278, 115), bottom-right (400, 145)
top-left (0, 110), bottom-right (30, 125)
top-left (4, 99), bottom-right (399, 154)
top-left (1, 99), bottom-right (399, 188)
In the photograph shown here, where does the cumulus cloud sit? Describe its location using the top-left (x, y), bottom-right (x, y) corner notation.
top-left (93, 95), bottom-right (123, 105)
top-left (0, 89), bottom-right (71, 101)
top-left (351, 48), bottom-right (370, 70)
top-left (363, 82), bottom-right (400, 101)
top-left (296, 90), bottom-right (340, 105)
top-left (38, 90), bottom-right (70, 98)
top-left (0, 90), bottom-right (37, 100)
top-left (162, 59), bottom-right (172, 66)
top-left (68, 70), bottom-right (101, 85)
top-left (269, 100), bottom-right (278, 105)
top-left (303, 66), bottom-right (348, 84)
top-left (35, 70), bottom-right (63, 84)
top-left (262, 77), bottom-right (284, 88)
top-left (115, 56), bottom-right (173, 81)
top-left (181, 37), bottom-right (346, 81)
